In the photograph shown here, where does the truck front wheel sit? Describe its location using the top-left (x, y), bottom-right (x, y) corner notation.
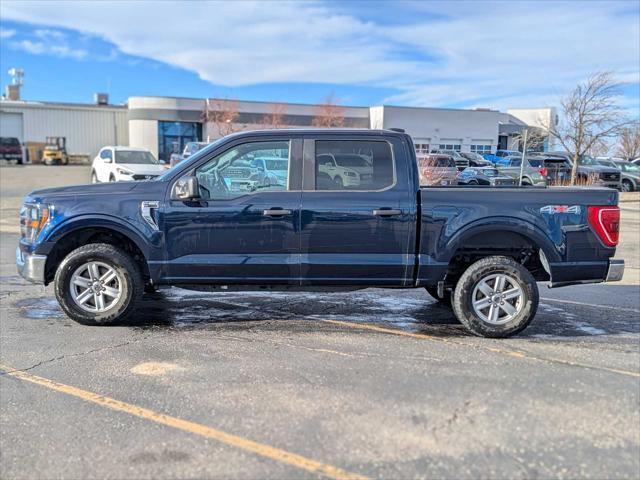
top-left (452, 256), bottom-right (538, 338)
top-left (54, 243), bottom-right (143, 325)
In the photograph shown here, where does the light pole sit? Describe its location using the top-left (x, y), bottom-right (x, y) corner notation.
top-left (519, 129), bottom-right (528, 186)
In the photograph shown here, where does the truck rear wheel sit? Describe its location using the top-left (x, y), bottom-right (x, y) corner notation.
top-left (452, 256), bottom-right (538, 338)
top-left (54, 243), bottom-right (143, 325)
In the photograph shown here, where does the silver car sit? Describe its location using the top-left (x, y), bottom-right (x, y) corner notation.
top-left (598, 158), bottom-right (640, 192)
top-left (417, 154), bottom-right (459, 186)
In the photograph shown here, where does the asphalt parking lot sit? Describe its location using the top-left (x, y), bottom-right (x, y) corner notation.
top-left (1, 165), bottom-right (639, 479)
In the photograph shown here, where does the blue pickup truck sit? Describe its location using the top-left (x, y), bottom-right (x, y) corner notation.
top-left (17, 129), bottom-right (624, 338)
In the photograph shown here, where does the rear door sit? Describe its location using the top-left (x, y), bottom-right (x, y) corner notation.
top-left (300, 135), bottom-right (416, 286)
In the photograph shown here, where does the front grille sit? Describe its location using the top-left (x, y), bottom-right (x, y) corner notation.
top-left (600, 172), bottom-right (620, 181)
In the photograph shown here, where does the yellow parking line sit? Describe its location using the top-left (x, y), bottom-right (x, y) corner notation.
top-left (323, 320), bottom-right (640, 378)
top-left (0, 364), bottom-right (368, 480)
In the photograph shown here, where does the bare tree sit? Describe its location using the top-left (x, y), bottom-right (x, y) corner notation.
top-left (546, 71), bottom-right (630, 184)
top-left (261, 103), bottom-right (287, 129)
top-left (203, 98), bottom-right (243, 137)
top-left (312, 94), bottom-right (345, 128)
top-left (616, 124), bottom-right (640, 160)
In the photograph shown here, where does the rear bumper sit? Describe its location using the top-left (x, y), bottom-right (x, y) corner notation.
top-left (605, 259), bottom-right (625, 282)
top-left (16, 247), bottom-right (47, 284)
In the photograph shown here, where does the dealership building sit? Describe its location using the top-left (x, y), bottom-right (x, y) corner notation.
top-left (1, 94), bottom-right (557, 162)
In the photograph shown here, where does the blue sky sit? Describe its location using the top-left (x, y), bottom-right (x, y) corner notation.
top-left (1, 0), bottom-right (638, 113)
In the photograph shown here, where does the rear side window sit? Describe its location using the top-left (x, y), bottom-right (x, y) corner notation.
top-left (315, 140), bottom-right (394, 191)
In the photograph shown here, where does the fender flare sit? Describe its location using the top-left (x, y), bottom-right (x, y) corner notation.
top-left (442, 216), bottom-right (563, 265)
top-left (44, 214), bottom-right (154, 260)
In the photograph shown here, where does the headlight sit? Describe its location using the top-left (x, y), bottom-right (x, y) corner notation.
top-left (19, 203), bottom-right (51, 243)
top-left (344, 171), bottom-right (357, 177)
top-left (116, 168), bottom-right (133, 175)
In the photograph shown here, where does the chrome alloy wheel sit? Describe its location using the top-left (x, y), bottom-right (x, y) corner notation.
top-left (69, 261), bottom-right (123, 313)
top-left (471, 273), bottom-right (523, 325)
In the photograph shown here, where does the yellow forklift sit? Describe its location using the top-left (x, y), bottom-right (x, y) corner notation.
top-left (42, 137), bottom-right (69, 165)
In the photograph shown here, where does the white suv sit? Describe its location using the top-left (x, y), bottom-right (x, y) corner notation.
top-left (91, 147), bottom-right (167, 183)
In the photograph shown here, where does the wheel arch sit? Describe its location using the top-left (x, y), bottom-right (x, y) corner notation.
top-left (43, 219), bottom-right (152, 285)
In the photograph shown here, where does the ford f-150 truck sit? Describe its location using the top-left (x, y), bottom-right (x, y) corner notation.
top-left (17, 129), bottom-right (624, 338)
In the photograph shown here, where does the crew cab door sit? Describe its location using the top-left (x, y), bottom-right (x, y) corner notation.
top-left (300, 136), bottom-right (416, 286)
top-left (161, 136), bottom-right (302, 283)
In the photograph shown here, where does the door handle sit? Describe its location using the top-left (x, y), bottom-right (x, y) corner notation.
top-left (373, 209), bottom-right (402, 217)
top-left (263, 209), bottom-right (292, 216)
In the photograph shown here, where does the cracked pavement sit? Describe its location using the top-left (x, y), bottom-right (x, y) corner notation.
top-left (1, 166), bottom-right (639, 479)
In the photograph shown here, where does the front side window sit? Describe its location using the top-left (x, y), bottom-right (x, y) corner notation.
top-left (196, 141), bottom-right (290, 200)
top-left (115, 150), bottom-right (158, 164)
top-left (315, 140), bottom-right (394, 191)
top-left (100, 149), bottom-right (112, 160)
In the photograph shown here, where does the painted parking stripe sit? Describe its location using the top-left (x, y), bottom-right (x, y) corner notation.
top-left (541, 297), bottom-right (640, 314)
top-left (0, 364), bottom-right (368, 480)
top-left (323, 320), bottom-right (640, 378)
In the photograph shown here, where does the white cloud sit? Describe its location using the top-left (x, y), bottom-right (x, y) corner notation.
top-left (0, 27), bottom-right (17, 38)
top-left (1, 0), bottom-right (638, 110)
top-left (10, 39), bottom-right (87, 60)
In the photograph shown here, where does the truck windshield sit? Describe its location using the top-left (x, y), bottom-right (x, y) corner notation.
top-left (115, 151), bottom-right (158, 164)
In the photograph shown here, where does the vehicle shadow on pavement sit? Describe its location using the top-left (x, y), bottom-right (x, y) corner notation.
top-left (10, 280), bottom-right (639, 339)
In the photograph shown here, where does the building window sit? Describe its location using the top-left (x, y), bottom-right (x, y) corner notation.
top-left (158, 121), bottom-right (203, 162)
top-left (438, 144), bottom-right (461, 151)
top-left (414, 143), bottom-right (430, 155)
top-left (470, 144), bottom-right (492, 154)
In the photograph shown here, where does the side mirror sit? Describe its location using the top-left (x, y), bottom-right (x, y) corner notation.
top-left (171, 176), bottom-right (200, 200)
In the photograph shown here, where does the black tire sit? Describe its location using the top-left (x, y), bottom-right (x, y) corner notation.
top-left (521, 179), bottom-right (532, 186)
top-left (109, 174), bottom-right (116, 182)
top-left (334, 176), bottom-right (344, 189)
top-left (91, 171), bottom-right (99, 183)
top-left (54, 243), bottom-right (143, 326)
top-left (425, 285), bottom-right (452, 306)
top-left (468, 180), bottom-right (479, 185)
top-left (452, 256), bottom-right (538, 338)
top-left (621, 179), bottom-right (634, 192)
top-left (144, 283), bottom-right (157, 294)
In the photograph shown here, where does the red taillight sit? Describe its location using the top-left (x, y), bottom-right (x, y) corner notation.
top-left (538, 167), bottom-right (548, 177)
top-left (587, 206), bottom-right (619, 247)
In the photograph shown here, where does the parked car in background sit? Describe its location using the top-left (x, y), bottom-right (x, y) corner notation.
top-left (483, 149), bottom-right (520, 164)
top-left (0, 137), bottom-right (24, 164)
top-left (535, 152), bottom-right (621, 189)
top-left (417, 154), bottom-right (458, 186)
top-left (458, 166), bottom-right (517, 186)
top-left (597, 158), bottom-right (640, 192)
top-left (91, 147), bottom-right (166, 183)
top-left (631, 157), bottom-right (640, 165)
top-left (460, 151), bottom-right (493, 167)
top-left (249, 156), bottom-right (289, 187)
top-left (495, 156), bottom-right (548, 186)
top-left (528, 154), bottom-right (572, 185)
top-left (317, 153), bottom-right (374, 189)
top-left (433, 149), bottom-right (469, 170)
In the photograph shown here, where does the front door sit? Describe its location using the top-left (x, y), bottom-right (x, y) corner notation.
top-left (161, 137), bottom-right (302, 284)
top-left (300, 136), bottom-right (416, 286)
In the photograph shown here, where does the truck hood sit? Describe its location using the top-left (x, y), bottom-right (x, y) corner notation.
top-left (26, 180), bottom-right (166, 203)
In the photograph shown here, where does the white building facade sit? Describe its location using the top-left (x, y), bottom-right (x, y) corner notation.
top-left (1, 95), bottom-right (555, 163)
top-left (0, 100), bottom-right (128, 158)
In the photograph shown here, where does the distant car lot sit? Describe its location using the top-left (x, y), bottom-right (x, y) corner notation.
top-left (1, 164), bottom-right (639, 479)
